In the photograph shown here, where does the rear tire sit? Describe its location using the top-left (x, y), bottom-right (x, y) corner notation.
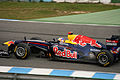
top-left (14, 43), bottom-right (30, 59)
top-left (118, 50), bottom-right (120, 60)
top-left (97, 50), bottom-right (114, 67)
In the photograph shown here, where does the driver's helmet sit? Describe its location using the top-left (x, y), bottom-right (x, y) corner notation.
top-left (68, 32), bottom-right (76, 41)
top-left (68, 32), bottom-right (73, 35)
top-left (58, 37), bottom-right (64, 42)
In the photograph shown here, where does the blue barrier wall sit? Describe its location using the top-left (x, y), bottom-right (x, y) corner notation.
top-left (43, 0), bottom-right (52, 2)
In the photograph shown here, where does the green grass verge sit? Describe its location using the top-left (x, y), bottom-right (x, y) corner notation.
top-left (0, 1), bottom-right (120, 20)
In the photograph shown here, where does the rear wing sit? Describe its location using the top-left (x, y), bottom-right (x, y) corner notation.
top-left (106, 35), bottom-right (120, 47)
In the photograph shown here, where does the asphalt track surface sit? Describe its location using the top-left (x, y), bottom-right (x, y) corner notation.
top-left (0, 21), bottom-right (120, 78)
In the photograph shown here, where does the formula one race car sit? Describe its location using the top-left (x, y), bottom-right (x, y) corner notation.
top-left (1, 33), bottom-right (120, 67)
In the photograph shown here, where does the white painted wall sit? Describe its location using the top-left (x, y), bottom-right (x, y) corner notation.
top-left (53, 0), bottom-right (65, 2)
top-left (65, 0), bottom-right (76, 3)
top-left (100, 0), bottom-right (111, 4)
top-left (53, 0), bottom-right (111, 4)
top-left (88, 0), bottom-right (100, 3)
top-left (77, 0), bottom-right (89, 3)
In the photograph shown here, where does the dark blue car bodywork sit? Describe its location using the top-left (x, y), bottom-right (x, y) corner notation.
top-left (3, 35), bottom-right (120, 66)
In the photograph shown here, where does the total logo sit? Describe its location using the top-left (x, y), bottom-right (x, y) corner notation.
top-left (53, 46), bottom-right (77, 59)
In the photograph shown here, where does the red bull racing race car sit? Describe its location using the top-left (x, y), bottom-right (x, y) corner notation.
top-left (1, 32), bottom-right (120, 67)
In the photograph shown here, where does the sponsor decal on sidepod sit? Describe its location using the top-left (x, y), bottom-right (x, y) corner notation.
top-left (53, 46), bottom-right (77, 59)
top-left (73, 35), bottom-right (102, 48)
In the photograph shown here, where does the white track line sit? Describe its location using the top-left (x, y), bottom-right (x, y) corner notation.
top-left (0, 19), bottom-right (120, 28)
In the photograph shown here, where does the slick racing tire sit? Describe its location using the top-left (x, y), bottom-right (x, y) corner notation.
top-left (118, 50), bottom-right (120, 60)
top-left (14, 43), bottom-right (30, 59)
top-left (97, 50), bottom-right (114, 67)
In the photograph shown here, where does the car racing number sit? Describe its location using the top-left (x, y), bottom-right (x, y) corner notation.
top-left (53, 46), bottom-right (77, 59)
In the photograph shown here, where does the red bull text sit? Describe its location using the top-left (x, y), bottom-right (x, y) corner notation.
top-left (73, 35), bottom-right (102, 48)
top-left (53, 46), bottom-right (77, 59)
top-left (8, 41), bottom-right (14, 44)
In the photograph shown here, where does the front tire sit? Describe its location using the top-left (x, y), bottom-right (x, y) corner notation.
top-left (14, 43), bottom-right (30, 59)
top-left (97, 50), bottom-right (114, 67)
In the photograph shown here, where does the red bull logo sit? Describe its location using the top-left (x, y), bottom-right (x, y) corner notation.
top-left (4, 40), bottom-right (15, 47)
top-left (73, 35), bottom-right (102, 48)
top-left (53, 46), bottom-right (77, 59)
top-left (8, 41), bottom-right (14, 44)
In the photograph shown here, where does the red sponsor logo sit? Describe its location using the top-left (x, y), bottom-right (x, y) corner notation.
top-left (8, 41), bottom-right (14, 44)
top-left (106, 40), bottom-right (118, 43)
top-left (73, 35), bottom-right (102, 48)
top-left (53, 46), bottom-right (77, 59)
